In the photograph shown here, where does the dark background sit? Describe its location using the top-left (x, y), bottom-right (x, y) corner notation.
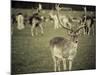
top-left (11, 0), bottom-right (96, 11)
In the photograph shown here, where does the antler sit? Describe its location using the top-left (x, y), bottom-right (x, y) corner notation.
top-left (75, 6), bottom-right (87, 33)
top-left (75, 23), bottom-right (85, 33)
top-left (56, 4), bottom-right (73, 31)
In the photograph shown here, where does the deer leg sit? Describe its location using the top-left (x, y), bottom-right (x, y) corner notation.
top-left (63, 58), bottom-right (66, 71)
top-left (92, 25), bottom-right (95, 35)
top-left (52, 56), bottom-right (57, 72)
top-left (35, 27), bottom-right (38, 35)
top-left (83, 26), bottom-right (86, 35)
top-left (54, 60), bottom-right (57, 72)
top-left (57, 60), bottom-right (61, 71)
top-left (39, 23), bottom-right (44, 35)
top-left (54, 22), bottom-right (57, 29)
top-left (85, 26), bottom-right (88, 35)
top-left (31, 26), bottom-right (34, 36)
top-left (88, 27), bottom-right (91, 35)
top-left (31, 23), bottom-right (35, 36)
top-left (87, 26), bottom-right (90, 35)
top-left (69, 60), bottom-right (73, 71)
top-left (83, 24), bottom-right (87, 35)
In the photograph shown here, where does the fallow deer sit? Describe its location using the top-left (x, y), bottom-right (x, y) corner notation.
top-left (50, 4), bottom-right (85, 71)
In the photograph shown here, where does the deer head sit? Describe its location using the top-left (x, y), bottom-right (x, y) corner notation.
top-left (68, 25), bottom-right (85, 43)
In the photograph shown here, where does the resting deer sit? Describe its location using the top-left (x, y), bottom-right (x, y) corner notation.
top-left (50, 4), bottom-right (85, 72)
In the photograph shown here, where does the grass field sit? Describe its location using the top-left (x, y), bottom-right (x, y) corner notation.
top-left (11, 9), bottom-right (96, 74)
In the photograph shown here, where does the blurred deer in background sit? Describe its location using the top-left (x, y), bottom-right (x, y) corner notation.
top-left (30, 4), bottom-right (46, 36)
top-left (49, 10), bottom-right (61, 29)
top-left (82, 7), bottom-right (95, 35)
top-left (16, 13), bottom-right (25, 30)
top-left (50, 4), bottom-right (85, 72)
top-left (49, 5), bottom-right (72, 30)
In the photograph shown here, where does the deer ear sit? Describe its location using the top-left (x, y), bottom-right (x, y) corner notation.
top-left (67, 33), bottom-right (71, 36)
top-left (66, 31), bottom-right (71, 36)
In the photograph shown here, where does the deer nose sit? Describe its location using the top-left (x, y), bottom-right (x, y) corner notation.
top-left (75, 41), bottom-right (78, 43)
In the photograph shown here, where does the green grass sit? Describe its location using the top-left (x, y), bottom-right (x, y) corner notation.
top-left (11, 9), bottom-right (96, 74)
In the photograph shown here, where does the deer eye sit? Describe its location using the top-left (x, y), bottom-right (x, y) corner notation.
top-left (75, 40), bottom-right (78, 43)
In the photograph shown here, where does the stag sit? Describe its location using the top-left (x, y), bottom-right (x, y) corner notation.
top-left (50, 4), bottom-right (85, 71)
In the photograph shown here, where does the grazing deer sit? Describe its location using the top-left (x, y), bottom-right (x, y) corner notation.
top-left (49, 4), bottom-right (85, 72)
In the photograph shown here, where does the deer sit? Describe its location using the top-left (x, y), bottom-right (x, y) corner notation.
top-left (49, 4), bottom-right (85, 72)
top-left (49, 10), bottom-right (61, 29)
top-left (81, 7), bottom-right (95, 35)
top-left (16, 13), bottom-right (25, 30)
top-left (30, 4), bottom-right (46, 36)
top-left (49, 6), bottom-right (72, 30)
